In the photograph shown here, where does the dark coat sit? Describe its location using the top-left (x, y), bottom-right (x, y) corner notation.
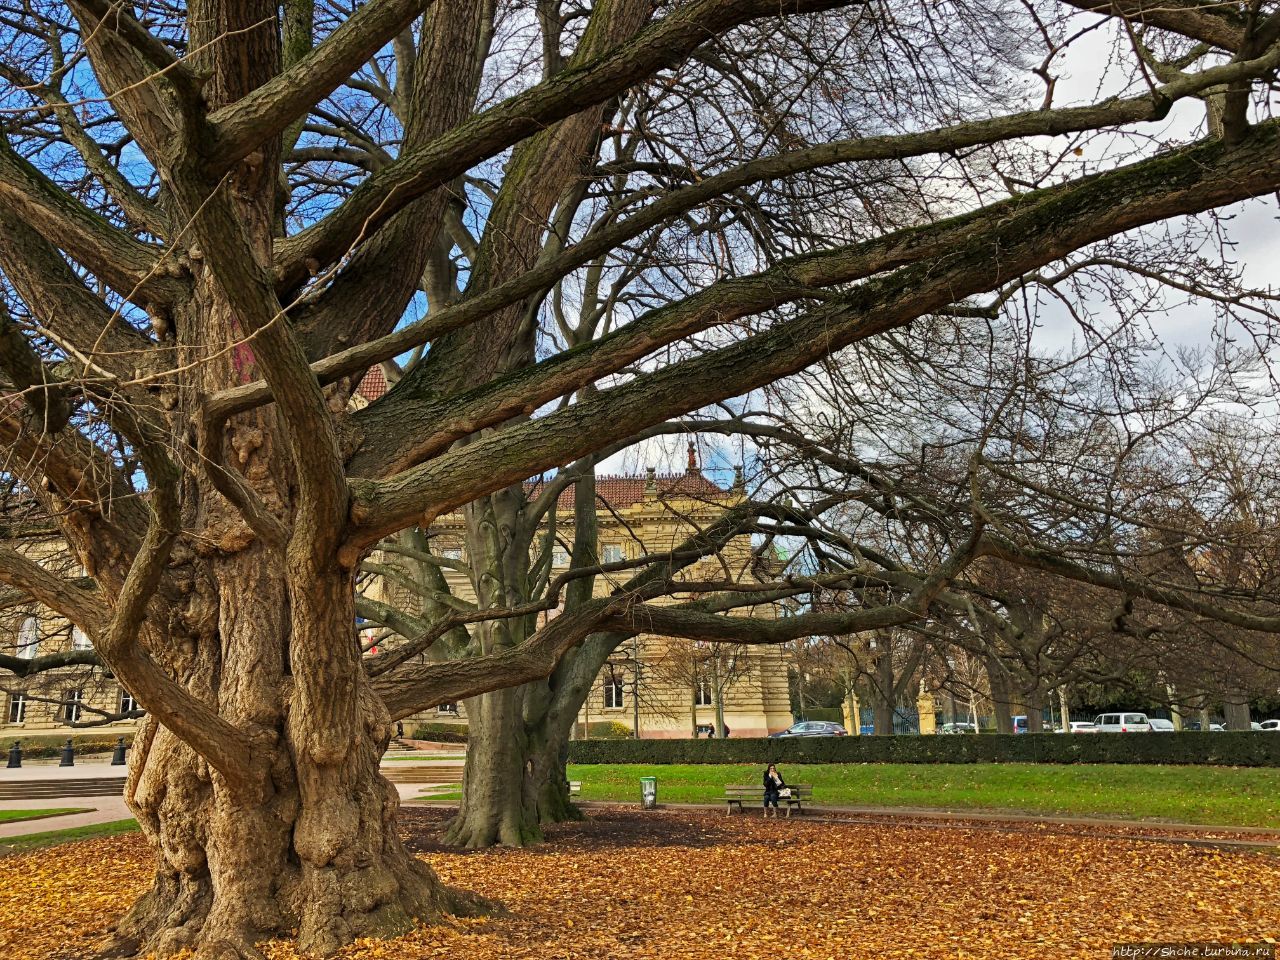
top-left (763, 769), bottom-right (787, 792)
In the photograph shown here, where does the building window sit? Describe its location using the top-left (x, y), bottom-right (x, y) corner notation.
top-left (601, 544), bottom-right (625, 564)
top-left (17, 616), bottom-right (39, 660)
top-left (72, 626), bottom-right (92, 651)
top-left (119, 688), bottom-right (138, 715)
top-left (437, 702), bottom-right (458, 715)
top-left (439, 546), bottom-right (463, 561)
top-left (551, 547), bottom-right (570, 567)
top-left (7, 693), bottom-right (26, 724)
top-left (63, 688), bottom-right (84, 724)
top-left (604, 674), bottom-right (625, 709)
top-left (695, 679), bottom-right (713, 707)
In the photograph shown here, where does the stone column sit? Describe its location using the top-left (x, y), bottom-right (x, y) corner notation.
top-left (843, 688), bottom-right (861, 736)
top-left (916, 685), bottom-right (937, 735)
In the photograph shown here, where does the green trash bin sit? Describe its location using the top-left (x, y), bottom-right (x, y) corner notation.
top-left (640, 776), bottom-right (657, 809)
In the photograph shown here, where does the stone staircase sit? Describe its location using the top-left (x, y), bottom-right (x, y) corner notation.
top-left (0, 776), bottom-right (127, 800)
top-left (379, 763), bottom-right (464, 785)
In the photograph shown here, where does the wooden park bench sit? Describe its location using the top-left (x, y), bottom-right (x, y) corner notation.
top-left (723, 783), bottom-right (812, 816)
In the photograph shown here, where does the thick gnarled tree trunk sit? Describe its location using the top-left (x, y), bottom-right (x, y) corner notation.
top-left (82, 0), bottom-right (490, 943)
top-left (104, 514), bottom-right (484, 957)
top-left (116, 703), bottom-right (475, 959)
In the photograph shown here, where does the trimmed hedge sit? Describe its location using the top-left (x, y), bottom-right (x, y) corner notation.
top-left (568, 732), bottom-right (1280, 767)
top-left (409, 722), bottom-right (467, 744)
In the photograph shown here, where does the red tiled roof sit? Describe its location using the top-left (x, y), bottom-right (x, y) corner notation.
top-left (356, 366), bottom-right (388, 401)
top-left (353, 370), bottom-right (726, 507)
top-left (526, 472), bottom-right (727, 512)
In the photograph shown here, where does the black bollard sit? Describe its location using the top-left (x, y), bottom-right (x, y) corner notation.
top-left (6, 740), bottom-right (20, 768)
top-left (111, 737), bottom-right (127, 766)
top-left (59, 737), bottom-right (74, 767)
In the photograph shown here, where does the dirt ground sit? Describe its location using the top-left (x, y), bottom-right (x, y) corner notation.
top-left (2, 806), bottom-right (1277, 959)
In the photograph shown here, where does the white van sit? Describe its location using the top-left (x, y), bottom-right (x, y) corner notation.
top-left (1093, 712), bottom-right (1152, 733)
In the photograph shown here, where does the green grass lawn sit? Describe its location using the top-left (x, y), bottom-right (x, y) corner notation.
top-left (417, 788), bottom-right (462, 800)
top-left (0, 819), bottom-right (138, 855)
top-left (0, 808), bottom-right (89, 824)
top-left (565, 763), bottom-right (1280, 827)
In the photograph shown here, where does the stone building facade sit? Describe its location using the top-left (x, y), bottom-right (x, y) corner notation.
top-left (4, 371), bottom-right (794, 741)
top-left (1, 536), bottom-right (139, 738)
top-left (386, 449), bottom-right (794, 739)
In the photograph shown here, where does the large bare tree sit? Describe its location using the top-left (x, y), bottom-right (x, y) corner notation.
top-left (1, 0), bottom-right (1279, 955)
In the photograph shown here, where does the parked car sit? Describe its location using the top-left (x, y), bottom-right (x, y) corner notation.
top-left (1093, 712), bottom-right (1152, 733)
top-left (1260, 719), bottom-right (1280, 732)
top-left (1251, 722), bottom-right (1263, 731)
top-left (1186, 720), bottom-right (1226, 731)
top-left (940, 722), bottom-right (978, 734)
top-left (1148, 718), bottom-right (1176, 732)
top-left (1065, 721), bottom-right (1098, 734)
top-left (770, 720), bottom-right (847, 738)
top-left (1012, 715), bottom-right (1030, 734)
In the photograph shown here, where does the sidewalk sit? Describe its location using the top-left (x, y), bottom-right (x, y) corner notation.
top-left (0, 797), bottom-right (132, 840)
top-left (0, 758), bottom-right (125, 780)
top-left (1, 792), bottom-right (1274, 849)
top-left (0, 764), bottom-right (433, 841)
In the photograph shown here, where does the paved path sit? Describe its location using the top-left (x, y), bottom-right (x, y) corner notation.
top-left (0, 789), bottom-right (1273, 851)
top-left (0, 797), bottom-right (132, 840)
top-left (0, 762), bottom-right (440, 840)
top-left (0, 758), bottom-right (126, 780)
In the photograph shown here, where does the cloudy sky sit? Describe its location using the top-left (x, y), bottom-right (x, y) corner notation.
top-left (596, 8), bottom-right (1280, 480)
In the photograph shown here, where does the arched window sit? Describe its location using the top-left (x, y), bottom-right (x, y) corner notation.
top-left (17, 617), bottom-right (39, 660)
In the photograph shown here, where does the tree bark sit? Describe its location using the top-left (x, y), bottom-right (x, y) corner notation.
top-left (987, 656), bottom-right (1015, 734)
top-left (523, 706), bottom-right (581, 826)
top-left (1025, 690), bottom-right (1045, 733)
top-left (445, 688), bottom-right (586, 849)
top-left (446, 629), bottom-right (606, 847)
top-left (110, 586), bottom-right (485, 960)
top-left (444, 685), bottom-right (542, 848)
top-left (1222, 690), bottom-right (1251, 731)
top-left (90, 0), bottom-right (491, 935)
top-left (870, 643), bottom-right (895, 735)
top-left (442, 487), bottom-right (543, 848)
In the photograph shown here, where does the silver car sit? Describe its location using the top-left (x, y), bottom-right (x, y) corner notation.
top-left (770, 720), bottom-right (847, 737)
top-left (1148, 718), bottom-right (1176, 732)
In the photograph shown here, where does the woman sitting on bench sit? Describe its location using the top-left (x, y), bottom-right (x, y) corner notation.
top-left (763, 763), bottom-right (787, 817)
